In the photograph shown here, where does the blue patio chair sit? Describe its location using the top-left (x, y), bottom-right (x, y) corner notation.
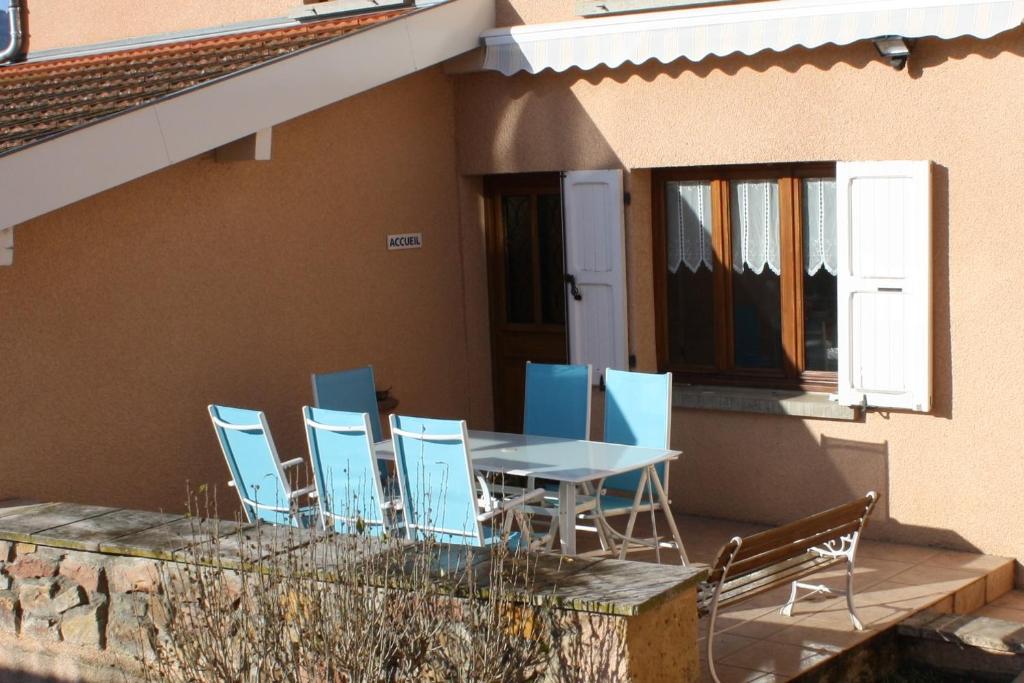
top-left (523, 362), bottom-right (592, 440)
top-left (594, 369), bottom-right (688, 563)
top-left (521, 362), bottom-right (597, 550)
top-left (208, 404), bottom-right (317, 528)
top-left (311, 366), bottom-right (383, 443)
top-left (389, 414), bottom-right (546, 548)
top-left (303, 406), bottom-right (396, 536)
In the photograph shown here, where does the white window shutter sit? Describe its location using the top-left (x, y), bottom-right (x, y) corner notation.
top-left (563, 170), bottom-right (628, 384)
top-left (836, 161), bottom-right (932, 412)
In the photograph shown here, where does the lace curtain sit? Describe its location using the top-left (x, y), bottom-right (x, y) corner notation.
top-left (666, 177), bottom-right (837, 277)
top-left (666, 181), bottom-right (713, 274)
top-left (803, 178), bottom-right (838, 276)
top-left (731, 180), bottom-right (781, 275)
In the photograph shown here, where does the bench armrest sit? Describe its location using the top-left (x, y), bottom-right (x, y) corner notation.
top-left (281, 457), bottom-right (304, 470)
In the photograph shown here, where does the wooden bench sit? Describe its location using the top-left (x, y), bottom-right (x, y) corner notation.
top-left (698, 492), bottom-right (878, 683)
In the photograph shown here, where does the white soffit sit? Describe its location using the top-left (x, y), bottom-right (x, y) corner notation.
top-left (481, 0), bottom-right (1024, 75)
top-left (0, 0), bottom-right (494, 231)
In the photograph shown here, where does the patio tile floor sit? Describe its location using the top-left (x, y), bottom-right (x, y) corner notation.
top-left (571, 513), bottom-right (1016, 681)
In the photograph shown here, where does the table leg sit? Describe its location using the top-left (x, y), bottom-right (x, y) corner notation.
top-left (650, 465), bottom-right (689, 565)
top-left (559, 481), bottom-right (577, 555)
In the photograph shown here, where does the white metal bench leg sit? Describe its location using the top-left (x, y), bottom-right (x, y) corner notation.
top-left (780, 581), bottom-right (834, 617)
top-left (846, 557), bottom-right (864, 630)
top-left (779, 558), bottom-right (863, 630)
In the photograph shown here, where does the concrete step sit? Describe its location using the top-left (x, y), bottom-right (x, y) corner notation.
top-left (898, 610), bottom-right (1024, 681)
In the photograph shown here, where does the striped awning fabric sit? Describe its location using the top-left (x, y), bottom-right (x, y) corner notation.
top-left (481, 0), bottom-right (1024, 75)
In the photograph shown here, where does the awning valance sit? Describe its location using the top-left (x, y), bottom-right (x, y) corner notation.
top-left (481, 0), bottom-right (1024, 76)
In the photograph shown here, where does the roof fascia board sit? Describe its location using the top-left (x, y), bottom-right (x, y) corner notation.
top-left (0, 0), bottom-right (495, 231)
top-left (0, 107), bottom-right (170, 233)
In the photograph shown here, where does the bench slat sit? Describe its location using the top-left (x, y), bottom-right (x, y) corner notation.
top-left (731, 495), bottom-right (874, 562)
top-left (723, 520), bottom-right (861, 580)
top-left (707, 518), bottom-right (861, 585)
top-left (699, 553), bottom-right (834, 609)
top-left (716, 555), bottom-right (836, 608)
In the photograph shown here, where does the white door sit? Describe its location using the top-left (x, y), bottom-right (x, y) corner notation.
top-left (562, 170), bottom-right (628, 384)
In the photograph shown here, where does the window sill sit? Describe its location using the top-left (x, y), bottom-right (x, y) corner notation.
top-left (672, 384), bottom-right (859, 421)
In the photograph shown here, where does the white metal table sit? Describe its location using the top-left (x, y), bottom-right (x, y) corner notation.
top-left (374, 430), bottom-right (683, 556)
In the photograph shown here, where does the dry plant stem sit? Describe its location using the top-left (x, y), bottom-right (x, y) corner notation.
top-left (147, 485), bottom-right (617, 683)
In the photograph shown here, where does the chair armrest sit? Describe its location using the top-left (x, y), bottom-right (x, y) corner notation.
top-left (281, 458), bottom-right (304, 470)
top-left (289, 484), bottom-right (317, 499)
top-left (477, 488), bottom-right (546, 522)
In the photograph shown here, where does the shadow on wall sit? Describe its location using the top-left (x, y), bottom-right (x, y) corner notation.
top-left (456, 68), bottom-right (624, 175)
top-left (931, 164), bottom-right (953, 421)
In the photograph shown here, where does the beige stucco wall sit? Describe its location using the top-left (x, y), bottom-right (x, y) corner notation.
top-left (0, 66), bottom-right (474, 514)
top-left (24, 0), bottom-right (300, 51)
top-left (494, 0), bottom-right (576, 27)
top-left (454, 29), bottom-right (1024, 565)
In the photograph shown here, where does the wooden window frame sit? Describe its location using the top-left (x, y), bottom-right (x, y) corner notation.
top-left (652, 163), bottom-right (838, 392)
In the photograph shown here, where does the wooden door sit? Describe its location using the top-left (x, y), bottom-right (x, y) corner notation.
top-left (485, 174), bottom-right (568, 433)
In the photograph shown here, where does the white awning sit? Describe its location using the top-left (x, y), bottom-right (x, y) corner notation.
top-left (481, 0), bottom-right (1024, 76)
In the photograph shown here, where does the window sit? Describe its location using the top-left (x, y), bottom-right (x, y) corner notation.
top-left (653, 164), bottom-right (838, 390)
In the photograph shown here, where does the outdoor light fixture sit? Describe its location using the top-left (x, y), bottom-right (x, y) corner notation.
top-left (873, 36), bottom-right (912, 71)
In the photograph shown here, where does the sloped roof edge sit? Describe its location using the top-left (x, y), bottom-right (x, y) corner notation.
top-left (0, 0), bottom-right (494, 231)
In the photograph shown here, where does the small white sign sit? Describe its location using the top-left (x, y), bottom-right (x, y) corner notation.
top-left (387, 232), bottom-right (423, 251)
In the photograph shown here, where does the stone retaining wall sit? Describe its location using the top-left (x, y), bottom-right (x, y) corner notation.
top-left (0, 501), bottom-right (707, 682)
top-left (0, 540), bottom-right (153, 681)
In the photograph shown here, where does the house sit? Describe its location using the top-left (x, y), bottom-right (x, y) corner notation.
top-left (1, 0), bottom-right (1023, 584)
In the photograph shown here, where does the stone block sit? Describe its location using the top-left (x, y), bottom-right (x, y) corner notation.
top-left (0, 589), bottom-right (20, 634)
top-left (0, 572), bottom-right (11, 591)
top-left (60, 595), bottom-right (107, 650)
top-left (14, 542), bottom-right (36, 556)
top-left (108, 558), bottom-right (162, 594)
top-left (22, 613), bottom-right (61, 641)
top-left (107, 592), bottom-right (155, 657)
top-left (18, 578), bottom-right (58, 614)
top-left (8, 553), bottom-right (60, 579)
top-left (60, 554), bottom-right (106, 593)
top-left (147, 593), bottom-right (170, 631)
top-left (0, 540), bottom-right (12, 562)
top-left (52, 582), bottom-right (85, 614)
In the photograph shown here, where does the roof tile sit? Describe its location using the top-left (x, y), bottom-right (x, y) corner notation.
top-left (0, 9), bottom-right (409, 156)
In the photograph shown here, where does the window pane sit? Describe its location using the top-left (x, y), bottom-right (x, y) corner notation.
top-left (803, 178), bottom-right (838, 372)
top-left (665, 181), bottom-right (715, 366)
top-left (537, 194), bottom-right (566, 325)
top-left (804, 270), bottom-right (838, 371)
top-left (731, 180), bottom-right (782, 370)
top-left (502, 195), bottom-right (533, 324)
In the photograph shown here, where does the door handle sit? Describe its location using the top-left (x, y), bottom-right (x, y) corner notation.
top-left (565, 273), bottom-right (583, 301)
